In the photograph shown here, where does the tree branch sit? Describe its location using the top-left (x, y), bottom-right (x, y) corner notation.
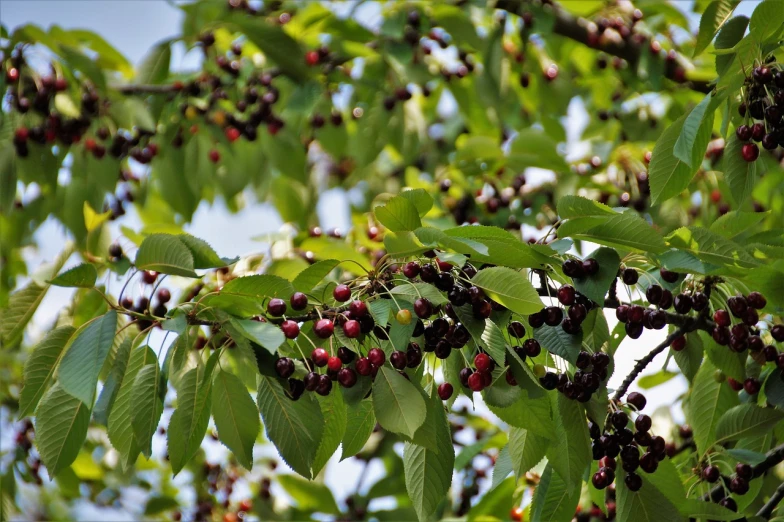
top-left (758, 481), bottom-right (784, 519)
top-left (701, 443), bottom-right (784, 502)
top-left (495, 0), bottom-right (712, 94)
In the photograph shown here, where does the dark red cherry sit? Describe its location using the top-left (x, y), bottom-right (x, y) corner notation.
top-left (290, 292), bottom-right (308, 310)
top-left (267, 298), bottom-right (287, 317)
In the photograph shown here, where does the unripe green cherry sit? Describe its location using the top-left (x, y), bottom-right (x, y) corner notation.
top-left (533, 363), bottom-right (546, 378)
top-left (713, 370), bottom-right (726, 383)
top-left (396, 309), bottom-right (412, 325)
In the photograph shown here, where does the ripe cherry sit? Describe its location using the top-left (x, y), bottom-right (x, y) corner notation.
top-left (622, 268), bottom-right (638, 285)
top-left (507, 321), bottom-right (526, 338)
top-left (627, 392), bottom-right (647, 410)
top-left (635, 414), bottom-right (652, 432)
top-left (773, 325), bottom-right (784, 342)
top-left (333, 284), bottom-right (351, 302)
top-left (474, 353), bottom-right (494, 372)
top-left (730, 477), bottom-right (749, 495)
top-left (747, 291), bottom-right (767, 310)
top-left (625, 472), bottom-right (642, 491)
top-left (562, 258), bottom-right (585, 278)
top-left (225, 127), bottom-right (241, 142)
top-left (349, 300), bottom-right (367, 317)
top-left (327, 356), bottom-right (342, 372)
top-left (646, 285), bottom-right (663, 305)
top-left (671, 335), bottom-right (686, 351)
top-left (714, 309), bottom-right (731, 327)
top-left (142, 270), bottom-right (158, 285)
top-left (390, 351), bottom-right (408, 370)
top-left (209, 149), bottom-right (221, 163)
top-left (267, 298), bottom-right (286, 317)
top-left (281, 320), bottom-right (299, 339)
top-left (403, 262), bottom-right (420, 279)
top-left (275, 358), bottom-right (294, 378)
top-left (741, 143), bottom-right (759, 162)
top-left (743, 378), bottom-right (760, 395)
top-left (312, 348), bottom-right (329, 367)
top-left (639, 452), bottom-right (658, 473)
top-left (660, 267), bottom-right (679, 283)
top-left (305, 50), bottom-right (320, 66)
top-left (368, 348), bottom-right (386, 366)
top-left (467, 372), bottom-right (484, 392)
top-left (314, 319), bottom-right (334, 338)
top-left (338, 368), bottom-right (357, 388)
top-left (736, 463), bottom-right (753, 480)
top-left (355, 357), bottom-right (372, 376)
top-left (343, 319), bottom-right (360, 338)
top-left (414, 298), bottom-right (432, 319)
top-left (523, 339), bottom-right (541, 357)
top-left (316, 375), bottom-right (332, 396)
top-left (290, 292), bottom-right (308, 310)
top-left (557, 285), bottom-right (576, 305)
top-left (736, 124), bottom-right (752, 141)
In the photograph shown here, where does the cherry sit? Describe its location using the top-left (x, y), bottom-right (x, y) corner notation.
top-left (414, 298), bottom-right (432, 319)
top-left (622, 268), bottom-right (638, 285)
top-left (355, 357), bottom-right (372, 376)
top-left (762, 133), bottom-right (778, 150)
top-left (627, 392), bottom-right (647, 410)
top-left (474, 353), bottom-right (494, 372)
top-left (290, 292), bottom-right (308, 310)
top-left (333, 284), bottom-right (351, 302)
top-left (599, 456), bottom-right (616, 470)
top-left (660, 268), bottom-right (679, 283)
top-left (635, 414), bottom-right (652, 432)
top-left (611, 411), bottom-right (629, 430)
top-left (406, 345), bottom-right (422, 368)
top-left (743, 378), bottom-right (760, 395)
top-left (435, 272), bottom-right (454, 291)
top-left (467, 372), bottom-right (484, 392)
top-left (671, 335), bottom-right (686, 351)
top-left (747, 291), bottom-right (767, 309)
top-left (616, 305), bottom-right (629, 322)
top-left (763, 345), bottom-right (778, 362)
top-left (459, 368), bottom-right (473, 387)
top-left (591, 352), bottom-right (610, 370)
top-left (728, 296), bottom-right (748, 317)
top-left (736, 125), bottom-right (752, 141)
top-left (239, 500), bottom-right (252, 513)
top-left (562, 259), bottom-right (585, 278)
top-left (338, 347), bottom-right (355, 364)
top-left (472, 299), bottom-right (492, 319)
top-left (314, 319), bottom-right (334, 338)
top-left (275, 358), bottom-right (294, 378)
top-left (142, 270), bottom-right (158, 285)
top-left (281, 319), bottom-right (300, 339)
top-left (568, 304), bottom-right (587, 324)
top-left (748, 335), bottom-right (764, 351)
top-left (544, 306), bottom-right (563, 326)
top-left (305, 50), bottom-right (320, 66)
top-left (338, 368), bottom-right (357, 388)
top-left (396, 309), bottom-right (412, 325)
top-left (733, 463), bottom-right (753, 481)
top-left (646, 285), bottom-right (663, 306)
top-left (267, 298), bottom-right (287, 317)
top-left (343, 319), bottom-right (360, 338)
top-left (626, 322), bottom-right (643, 339)
top-left (575, 351), bottom-right (591, 369)
top-left (730, 477), bottom-right (749, 495)
top-left (156, 288), bottom-right (171, 304)
top-left (714, 309), bottom-right (731, 327)
top-left (528, 311), bottom-right (545, 328)
top-left (751, 122), bottom-right (766, 141)
top-left (774, 325), bottom-right (784, 342)
top-left (539, 371), bottom-right (559, 390)
top-left (691, 292), bottom-right (708, 311)
top-left (727, 377), bottom-right (743, 391)
top-left (368, 348), bottom-right (386, 367)
top-left (753, 66), bottom-right (772, 84)
top-left (523, 339), bottom-right (541, 357)
top-left (209, 149), bottom-right (221, 163)
top-left (741, 143), bottom-right (759, 162)
top-left (402, 261), bottom-right (421, 279)
top-left (583, 258), bottom-right (600, 276)
top-left (438, 382), bottom-right (454, 401)
top-left (326, 356), bottom-right (342, 372)
top-left (390, 351), bottom-right (408, 370)
top-left (639, 452), bottom-right (658, 473)
top-left (225, 127), bottom-right (241, 142)
top-left (434, 340), bottom-right (452, 359)
top-left (659, 290), bottom-right (674, 309)
top-left (673, 294), bottom-right (692, 314)
top-left (592, 470), bottom-right (611, 489)
top-left (720, 497), bottom-right (738, 512)
top-left (624, 472), bottom-right (642, 491)
top-left (557, 285), bottom-right (576, 305)
top-left (316, 375), bottom-right (333, 396)
top-left (349, 300), bottom-right (368, 317)
top-left (312, 348), bottom-right (329, 367)
top-left (6, 67), bottom-right (19, 83)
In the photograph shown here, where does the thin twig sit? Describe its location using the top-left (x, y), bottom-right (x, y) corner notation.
top-left (758, 481), bottom-right (784, 519)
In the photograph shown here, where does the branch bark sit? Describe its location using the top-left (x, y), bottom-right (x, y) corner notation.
top-left (495, 0), bottom-right (713, 94)
top-left (758, 481), bottom-right (784, 519)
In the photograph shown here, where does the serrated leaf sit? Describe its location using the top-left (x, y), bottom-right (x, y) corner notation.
top-left (490, 445), bottom-right (513, 490)
top-left (689, 360), bottom-right (740, 455)
top-left (508, 427), bottom-right (548, 477)
top-left (723, 134), bottom-right (759, 206)
top-left (667, 226), bottom-right (758, 270)
top-left (681, 499), bottom-right (741, 521)
top-left (481, 319), bottom-right (509, 366)
top-left (471, 267), bottom-right (542, 316)
top-left (230, 318), bottom-right (284, 354)
top-left (674, 93), bottom-right (719, 167)
top-left (673, 332), bottom-right (703, 382)
top-left (373, 367), bottom-right (426, 438)
top-left (399, 189), bottom-right (434, 216)
top-left (715, 404), bottom-right (784, 444)
top-left (710, 211), bottom-right (768, 239)
top-left (135, 234), bottom-right (197, 277)
top-left (257, 376), bottom-right (323, 478)
top-left (108, 345), bottom-right (156, 470)
top-left (212, 370), bottom-right (260, 470)
top-left (546, 394), bottom-right (590, 490)
top-left (534, 324), bottom-right (582, 364)
top-left (374, 194), bottom-right (422, 232)
top-left (703, 332), bottom-right (745, 381)
top-left (58, 310), bottom-right (117, 407)
top-left (312, 389), bottom-right (347, 475)
top-left (638, 370), bottom-right (678, 389)
top-left (292, 259), bottom-right (340, 293)
top-left (231, 15), bottom-right (310, 82)
top-left (557, 195), bottom-right (617, 219)
top-left (616, 472), bottom-right (685, 522)
top-left (749, 0), bottom-right (784, 43)
top-left (35, 383), bottom-right (90, 476)
top-left (48, 263), bottom-right (97, 288)
top-left (204, 274), bottom-right (295, 317)
top-left (131, 362), bottom-right (165, 458)
top-left (176, 233), bottom-right (235, 269)
top-left (403, 389), bottom-right (454, 522)
top-left (278, 474), bottom-right (340, 514)
top-left (368, 299), bottom-right (392, 327)
top-left (168, 359), bottom-right (215, 475)
top-left (19, 326), bottom-right (75, 417)
top-left (390, 283), bottom-right (448, 306)
top-left (563, 212), bottom-right (667, 254)
top-left (715, 16), bottom-right (749, 75)
top-left (694, 0), bottom-right (739, 56)
top-left (530, 463), bottom-right (580, 522)
top-left (487, 396), bottom-right (554, 437)
top-left (136, 41), bottom-right (170, 84)
top-left (341, 400), bottom-right (375, 460)
top-left (94, 337), bottom-right (132, 425)
top-left (573, 247), bottom-right (620, 304)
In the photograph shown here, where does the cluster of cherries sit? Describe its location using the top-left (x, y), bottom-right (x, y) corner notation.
top-left (590, 392), bottom-right (666, 492)
top-left (540, 349), bottom-right (610, 403)
top-left (701, 460), bottom-right (754, 511)
top-left (116, 268), bottom-right (173, 332)
top-left (736, 63), bottom-right (784, 162)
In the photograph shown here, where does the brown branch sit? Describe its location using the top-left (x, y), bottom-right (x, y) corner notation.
top-left (495, 0), bottom-right (712, 94)
top-left (702, 443), bottom-right (784, 503)
top-left (758, 481), bottom-right (784, 519)
top-left (113, 84), bottom-right (182, 95)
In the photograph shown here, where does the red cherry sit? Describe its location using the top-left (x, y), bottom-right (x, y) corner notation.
top-left (327, 356), bottom-right (343, 372)
top-left (142, 270), bottom-right (158, 285)
top-left (239, 500), bottom-right (252, 513)
top-left (281, 320), bottom-right (299, 339)
top-left (267, 298), bottom-right (287, 317)
top-left (338, 368), bottom-right (357, 388)
top-left (6, 67), bottom-right (19, 82)
top-left (368, 348), bottom-right (385, 366)
top-left (209, 149), bottom-right (221, 163)
top-left (333, 284), bottom-right (351, 302)
top-left (403, 262), bottom-right (420, 279)
top-left (355, 357), bottom-right (372, 376)
top-left (225, 127), bottom-right (241, 142)
top-left (741, 143), bottom-right (759, 162)
top-left (474, 353), bottom-right (494, 372)
top-left (342, 319), bottom-right (360, 338)
top-left (467, 372), bottom-right (484, 392)
top-left (311, 348), bottom-right (329, 367)
top-left (349, 300), bottom-right (367, 317)
top-left (313, 319), bottom-right (334, 338)
top-left (437, 383), bottom-right (453, 400)
top-left (290, 292), bottom-right (308, 310)
top-left (305, 50), bottom-right (320, 66)
top-left (671, 335), bottom-right (686, 351)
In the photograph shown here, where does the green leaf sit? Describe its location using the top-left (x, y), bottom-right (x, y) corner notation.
top-left (176, 233), bottom-right (236, 269)
top-left (481, 319), bottom-right (510, 367)
top-left (390, 283), bottom-right (448, 306)
top-left (277, 475), bottom-right (340, 515)
top-left (715, 404), bottom-right (784, 444)
top-left (108, 345), bottom-right (157, 470)
top-left (490, 446), bottom-right (514, 490)
top-left (230, 318), bottom-right (284, 354)
top-left (694, 0), bottom-right (739, 56)
top-left (94, 337), bottom-right (132, 426)
top-left (530, 463), bottom-right (580, 522)
top-left (35, 383), bottom-right (90, 476)
top-left (231, 16), bottom-right (310, 82)
top-left (689, 360), bottom-right (740, 455)
top-left (368, 299), bottom-right (392, 327)
top-left (341, 400), bottom-right (375, 460)
top-left (292, 259), bottom-right (340, 293)
top-left (403, 389), bottom-right (454, 522)
top-left (374, 195), bottom-right (422, 232)
top-left (557, 195), bottom-right (616, 219)
top-left (582, 309), bottom-right (610, 353)
top-left (471, 267), bottom-right (543, 316)
top-left (48, 263), bottom-right (97, 288)
top-left (19, 326), bottom-right (75, 417)
top-left (135, 234), bottom-right (197, 277)
top-left (562, 212), bottom-right (667, 254)
top-left (257, 376), bottom-right (323, 478)
top-left (144, 496), bottom-right (179, 516)
top-left (749, 0), bottom-right (784, 43)
top-left (212, 370), bottom-right (260, 470)
top-left (673, 332), bottom-right (703, 382)
top-left (507, 128), bottom-right (570, 172)
top-left (130, 362), bottom-right (165, 458)
top-left (573, 247), bottom-right (620, 304)
top-left (136, 41), bottom-right (170, 84)
top-left (723, 134), bottom-right (759, 206)
top-left (168, 363), bottom-right (215, 475)
top-left (704, 332), bottom-right (745, 381)
top-left (205, 274), bottom-right (295, 317)
top-left (399, 189), bottom-right (434, 216)
top-left (674, 93), bottom-right (719, 167)
top-left (58, 310), bottom-right (117, 407)
top-left (508, 427), bottom-right (548, 477)
top-left (487, 396), bottom-right (554, 438)
top-left (616, 472), bottom-right (685, 522)
top-left (638, 370), bottom-right (678, 389)
top-left (546, 394), bottom-right (591, 490)
top-left (709, 211), bottom-right (768, 239)
top-left (1, 284), bottom-right (45, 348)
top-left (667, 227), bottom-right (758, 270)
top-left (534, 324), bottom-right (582, 364)
top-left (715, 16), bottom-right (749, 75)
top-left (312, 389), bottom-right (347, 475)
top-left (681, 499), bottom-right (741, 521)
top-left (373, 367), bottom-right (427, 438)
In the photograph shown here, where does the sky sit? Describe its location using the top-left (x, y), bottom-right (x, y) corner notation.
top-left (1, 0), bottom-right (746, 518)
